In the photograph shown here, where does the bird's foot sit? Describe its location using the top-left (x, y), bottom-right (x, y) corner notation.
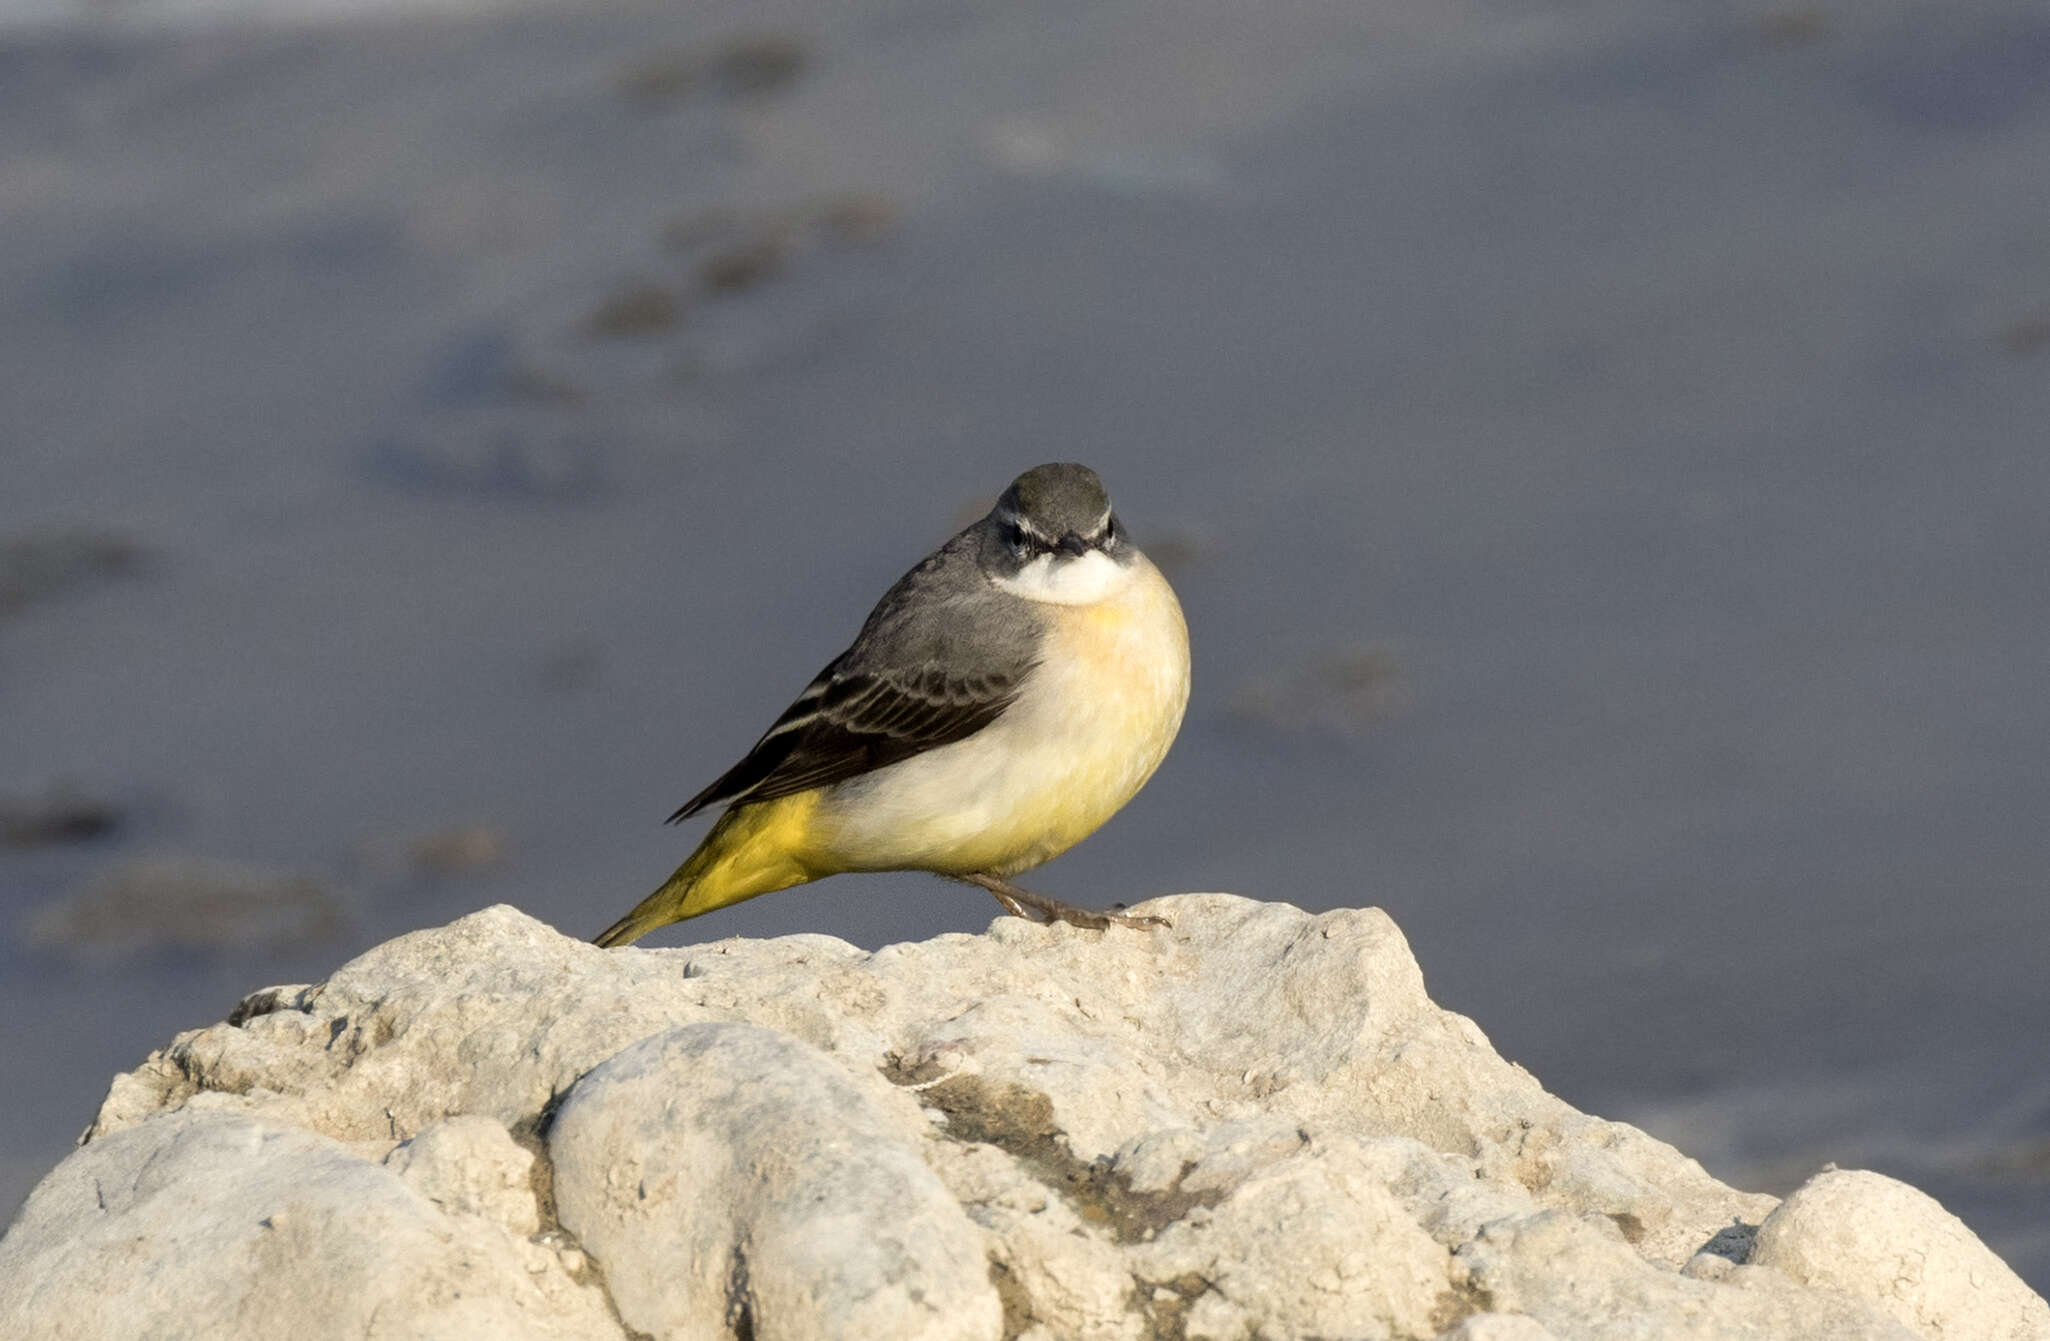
top-left (956, 872), bottom-right (1169, 932)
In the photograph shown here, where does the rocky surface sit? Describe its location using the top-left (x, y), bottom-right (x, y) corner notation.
top-left (1, 894), bottom-right (2041, 1340)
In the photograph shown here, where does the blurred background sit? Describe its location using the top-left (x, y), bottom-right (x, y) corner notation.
top-left (3, 0), bottom-right (2046, 1287)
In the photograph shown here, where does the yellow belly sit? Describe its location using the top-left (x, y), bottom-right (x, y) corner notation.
top-left (809, 554), bottom-right (1190, 876)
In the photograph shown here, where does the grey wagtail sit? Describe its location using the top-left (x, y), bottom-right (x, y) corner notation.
top-left (595, 462), bottom-right (1189, 946)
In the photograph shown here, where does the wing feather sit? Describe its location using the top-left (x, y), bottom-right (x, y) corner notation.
top-left (667, 661), bottom-right (1024, 821)
top-left (664, 525), bottom-right (1041, 824)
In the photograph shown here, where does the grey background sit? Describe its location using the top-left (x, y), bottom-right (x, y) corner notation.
top-left (2, 0), bottom-right (2046, 1287)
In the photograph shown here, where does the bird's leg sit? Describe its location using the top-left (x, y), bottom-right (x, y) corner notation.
top-left (955, 872), bottom-right (1169, 931)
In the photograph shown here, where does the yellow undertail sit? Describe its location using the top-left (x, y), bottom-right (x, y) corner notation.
top-left (594, 791), bottom-right (825, 947)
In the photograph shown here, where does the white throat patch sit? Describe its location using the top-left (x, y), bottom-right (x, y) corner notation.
top-left (991, 550), bottom-right (1132, 606)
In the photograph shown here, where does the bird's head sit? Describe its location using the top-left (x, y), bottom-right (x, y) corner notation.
top-left (983, 463), bottom-right (1135, 605)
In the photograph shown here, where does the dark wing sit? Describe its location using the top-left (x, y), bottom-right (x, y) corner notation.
top-left (666, 527), bottom-right (1041, 822)
top-left (666, 660), bottom-right (1025, 821)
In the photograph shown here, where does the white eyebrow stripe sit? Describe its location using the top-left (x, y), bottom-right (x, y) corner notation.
top-left (997, 507), bottom-right (1057, 543)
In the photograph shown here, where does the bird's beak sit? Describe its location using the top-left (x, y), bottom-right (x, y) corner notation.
top-left (1057, 532), bottom-right (1090, 557)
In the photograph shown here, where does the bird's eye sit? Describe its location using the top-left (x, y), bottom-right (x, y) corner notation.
top-left (1103, 517), bottom-right (1122, 547)
top-left (1001, 523), bottom-right (1029, 558)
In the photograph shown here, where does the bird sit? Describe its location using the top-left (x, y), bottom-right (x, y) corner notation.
top-left (594, 462), bottom-right (1190, 947)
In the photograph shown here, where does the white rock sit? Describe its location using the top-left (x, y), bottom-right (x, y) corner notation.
top-left (1453, 1209), bottom-right (1922, 1340)
top-left (1, 896), bottom-right (2040, 1341)
top-left (0, 1111), bottom-right (616, 1341)
top-left (929, 1140), bottom-right (1143, 1341)
top-left (384, 1112), bottom-right (541, 1235)
top-left (548, 1021), bottom-right (1002, 1341)
top-left (1132, 1135), bottom-right (1451, 1340)
top-left (1434, 1314), bottom-right (1562, 1340)
top-left (1750, 1167), bottom-right (2050, 1341)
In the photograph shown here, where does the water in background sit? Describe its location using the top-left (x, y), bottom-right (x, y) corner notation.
top-left (2, 0), bottom-right (2046, 1286)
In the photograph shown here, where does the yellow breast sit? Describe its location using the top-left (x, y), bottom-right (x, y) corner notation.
top-left (808, 554), bottom-right (1190, 877)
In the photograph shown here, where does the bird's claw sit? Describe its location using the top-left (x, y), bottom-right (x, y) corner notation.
top-left (959, 873), bottom-right (1168, 932)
